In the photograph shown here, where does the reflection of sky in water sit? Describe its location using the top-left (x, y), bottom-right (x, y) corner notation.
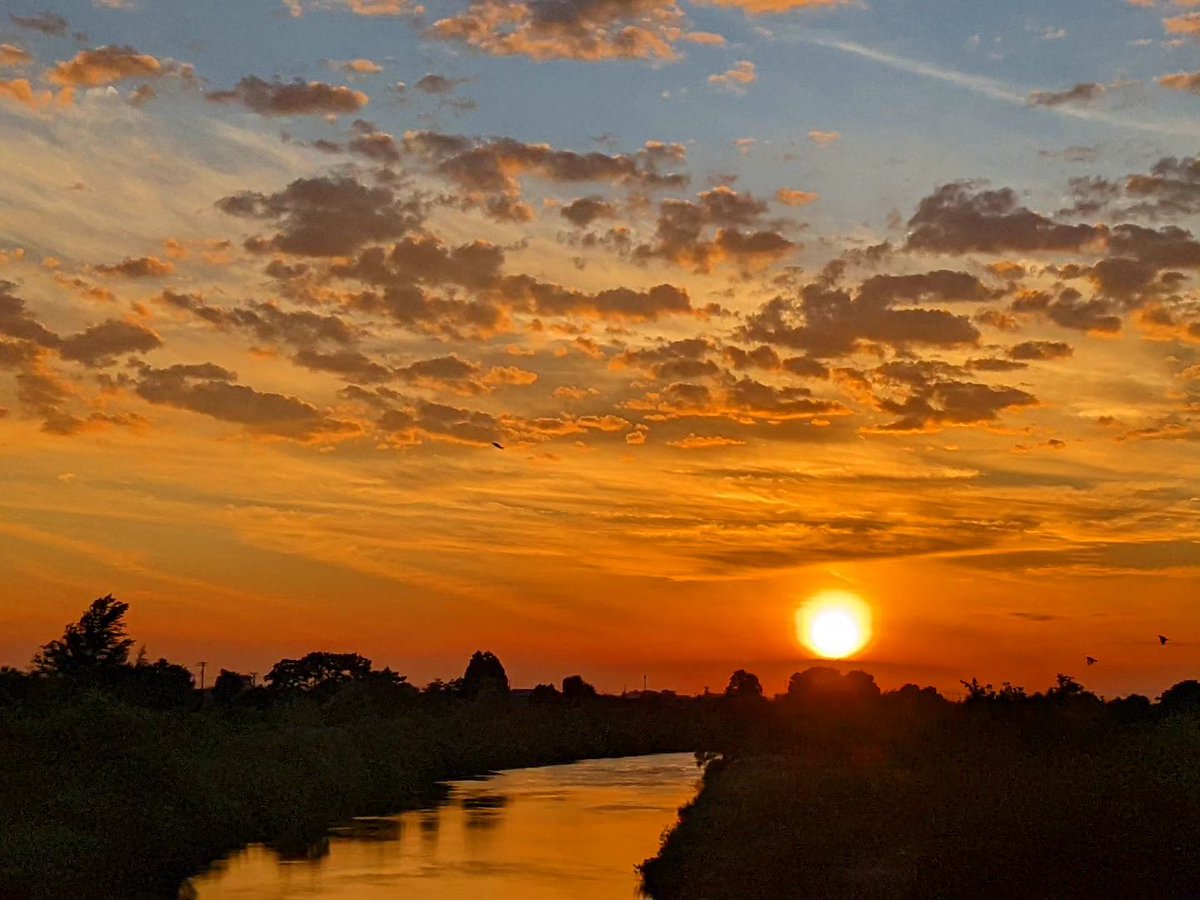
top-left (191, 753), bottom-right (699, 900)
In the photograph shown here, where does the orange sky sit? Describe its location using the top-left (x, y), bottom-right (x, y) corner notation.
top-left (2, 0), bottom-right (1199, 698)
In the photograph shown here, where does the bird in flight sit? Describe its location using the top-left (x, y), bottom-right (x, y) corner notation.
top-left (491, 442), bottom-right (504, 450)
top-left (1158, 634), bottom-right (1170, 646)
top-left (1086, 656), bottom-right (1098, 666)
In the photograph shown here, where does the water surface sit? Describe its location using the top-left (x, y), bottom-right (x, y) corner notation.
top-left (191, 752), bottom-right (698, 899)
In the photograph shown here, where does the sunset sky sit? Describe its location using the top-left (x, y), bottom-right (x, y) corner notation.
top-left (2, 0), bottom-right (1199, 697)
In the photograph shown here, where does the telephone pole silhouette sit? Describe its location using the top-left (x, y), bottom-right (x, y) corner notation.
top-left (196, 661), bottom-right (207, 693)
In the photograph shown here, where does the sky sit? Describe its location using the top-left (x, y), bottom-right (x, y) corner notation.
top-left (1, 0), bottom-right (1199, 698)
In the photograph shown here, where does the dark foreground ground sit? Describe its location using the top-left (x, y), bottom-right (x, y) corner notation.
top-left (641, 679), bottom-right (1200, 900)
top-left (0, 692), bottom-right (708, 900)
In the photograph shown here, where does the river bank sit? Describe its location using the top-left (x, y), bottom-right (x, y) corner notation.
top-left (0, 694), bottom-right (709, 900)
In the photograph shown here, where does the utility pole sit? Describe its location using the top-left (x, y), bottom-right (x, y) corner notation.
top-left (249, 672), bottom-right (258, 688)
top-left (643, 673), bottom-right (647, 693)
top-left (196, 661), bottom-right (207, 693)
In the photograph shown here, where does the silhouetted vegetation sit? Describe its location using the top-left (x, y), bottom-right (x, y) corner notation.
top-left (0, 596), bottom-right (712, 899)
top-left (641, 666), bottom-right (1200, 900)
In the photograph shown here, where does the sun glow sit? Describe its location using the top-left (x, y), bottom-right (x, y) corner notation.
top-left (796, 591), bottom-right (872, 659)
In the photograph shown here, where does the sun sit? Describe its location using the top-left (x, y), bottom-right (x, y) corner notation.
top-left (795, 591), bottom-right (872, 659)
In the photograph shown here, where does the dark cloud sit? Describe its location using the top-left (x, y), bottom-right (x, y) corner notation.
top-left (1028, 82), bottom-right (1105, 107)
top-left (1063, 156), bottom-right (1200, 220)
top-left (208, 76), bottom-right (368, 116)
top-left (1012, 288), bottom-right (1122, 334)
top-left (741, 272), bottom-right (980, 358)
top-left (161, 291), bottom-right (359, 349)
top-left (561, 196), bottom-right (617, 227)
top-left (426, 0), bottom-right (691, 63)
top-left (292, 348), bottom-right (392, 383)
top-left (10, 11), bottom-right (68, 36)
top-left (92, 256), bottom-right (174, 278)
top-left (217, 175), bottom-right (424, 256)
top-left (415, 73), bottom-right (469, 94)
top-left (634, 185), bottom-right (795, 272)
top-left (906, 182), bottom-right (1101, 254)
top-left (135, 363), bottom-right (358, 440)
top-left (871, 375), bottom-right (1036, 433)
top-left (402, 131), bottom-right (686, 222)
top-left (1008, 340), bottom-right (1072, 361)
top-left (59, 320), bottom-right (161, 367)
top-left (0, 282), bottom-right (58, 347)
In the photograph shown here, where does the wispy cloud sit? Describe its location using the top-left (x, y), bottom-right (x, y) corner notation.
top-left (798, 35), bottom-right (1200, 138)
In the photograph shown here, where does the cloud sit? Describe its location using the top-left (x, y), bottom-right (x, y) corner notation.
top-left (217, 175), bottom-right (425, 256)
top-left (1158, 70), bottom-right (1200, 92)
top-left (868, 364), bottom-right (1037, 433)
top-left (415, 73), bottom-right (469, 94)
top-left (561, 196), bottom-right (617, 227)
top-left (427, 0), bottom-right (690, 62)
top-left (633, 185), bottom-right (795, 272)
top-left (708, 60), bottom-right (757, 91)
top-left (1008, 340), bottom-right (1073, 361)
top-left (402, 131), bottom-right (687, 222)
top-left (0, 45), bottom-right (33, 68)
top-left (0, 282), bottom-right (58, 347)
top-left (135, 363), bottom-right (358, 440)
top-left (776, 188), bottom-right (818, 207)
top-left (208, 76), bottom-right (368, 116)
top-left (1164, 12), bottom-right (1200, 36)
top-left (809, 130), bottom-right (840, 145)
top-left (59, 319), bottom-right (162, 366)
top-left (0, 78), bottom-right (55, 109)
top-left (906, 182), bottom-right (1102, 254)
top-left (9, 12), bottom-right (69, 36)
top-left (740, 269), bottom-right (982, 357)
top-left (91, 255), bottom-right (174, 278)
top-left (1028, 82), bottom-right (1105, 107)
top-left (667, 433), bottom-right (746, 449)
top-left (46, 45), bottom-right (186, 87)
top-left (700, 0), bottom-right (853, 13)
top-left (333, 58), bottom-right (383, 74)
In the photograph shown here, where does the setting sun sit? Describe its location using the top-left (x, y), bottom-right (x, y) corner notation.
top-left (796, 592), bottom-right (873, 659)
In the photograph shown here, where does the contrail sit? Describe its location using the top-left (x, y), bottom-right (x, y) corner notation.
top-left (796, 34), bottom-right (1200, 139)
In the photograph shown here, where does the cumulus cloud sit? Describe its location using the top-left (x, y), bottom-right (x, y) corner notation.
top-left (906, 182), bottom-right (1101, 254)
top-left (402, 131), bottom-right (686, 221)
top-left (91, 256), bottom-right (174, 278)
top-left (776, 188), bottom-right (818, 207)
top-left (708, 60), bottom-right (756, 91)
top-left (1008, 340), bottom-right (1073, 361)
top-left (0, 45), bottom-right (33, 68)
top-left (135, 363), bottom-right (358, 440)
top-left (59, 320), bottom-right (162, 366)
top-left (560, 196), bottom-right (617, 227)
top-left (869, 362), bottom-right (1037, 433)
top-left (1158, 71), bottom-right (1200, 92)
top-left (633, 185), bottom-right (795, 272)
top-left (217, 175), bottom-right (425, 256)
top-left (208, 76), bottom-right (368, 116)
top-left (46, 45), bottom-right (189, 87)
top-left (700, 0), bottom-right (854, 13)
top-left (427, 0), bottom-right (691, 63)
top-left (740, 269), bottom-right (982, 357)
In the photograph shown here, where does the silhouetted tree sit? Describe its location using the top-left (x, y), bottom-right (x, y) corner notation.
top-left (530, 682), bottom-right (560, 702)
top-left (265, 652), bottom-right (373, 695)
top-left (724, 669), bottom-right (763, 699)
top-left (212, 669), bottom-right (252, 704)
top-left (33, 595), bottom-right (134, 679)
top-left (462, 650), bottom-right (509, 699)
top-left (562, 674), bottom-right (597, 704)
top-left (119, 658), bottom-right (194, 709)
top-left (0, 666), bottom-right (32, 705)
top-left (1159, 679), bottom-right (1200, 712)
top-left (1046, 673), bottom-right (1088, 701)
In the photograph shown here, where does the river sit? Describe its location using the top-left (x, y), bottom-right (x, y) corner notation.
top-left (188, 752), bottom-right (700, 899)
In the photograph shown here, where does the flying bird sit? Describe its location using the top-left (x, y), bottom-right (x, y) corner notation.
top-left (1158, 634), bottom-right (1170, 646)
top-left (491, 442), bottom-right (504, 450)
top-left (1086, 656), bottom-right (1097, 666)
